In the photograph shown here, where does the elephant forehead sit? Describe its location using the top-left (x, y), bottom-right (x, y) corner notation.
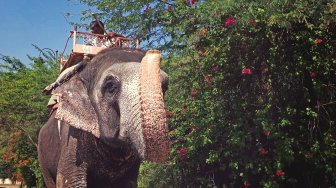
top-left (93, 62), bottom-right (140, 96)
top-left (107, 62), bottom-right (140, 77)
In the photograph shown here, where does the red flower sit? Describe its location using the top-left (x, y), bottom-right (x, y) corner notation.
top-left (167, 6), bottom-right (173, 12)
top-left (199, 27), bottom-right (207, 37)
top-left (191, 90), bottom-right (199, 96)
top-left (189, 125), bottom-right (196, 131)
top-left (166, 111), bottom-right (173, 118)
top-left (243, 181), bottom-right (250, 187)
top-left (178, 137), bottom-right (185, 143)
top-left (182, 105), bottom-right (187, 113)
top-left (309, 71), bottom-right (317, 78)
top-left (225, 16), bottom-right (236, 27)
top-left (248, 19), bottom-right (256, 26)
top-left (276, 170), bottom-right (285, 176)
top-left (179, 147), bottom-right (188, 159)
top-left (186, 0), bottom-right (197, 6)
top-left (242, 68), bottom-right (252, 75)
top-left (179, 147), bottom-right (188, 154)
top-left (314, 39), bottom-right (322, 44)
top-left (204, 75), bottom-right (211, 82)
top-left (259, 149), bottom-right (269, 155)
top-left (207, 124), bottom-right (213, 129)
top-left (262, 84), bottom-right (270, 93)
top-left (2, 153), bottom-right (9, 161)
top-left (263, 130), bottom-right (271, 136)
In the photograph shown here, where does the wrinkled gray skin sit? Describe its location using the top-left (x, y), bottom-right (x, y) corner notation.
top-left (38, 48), bottom-right (168, 188)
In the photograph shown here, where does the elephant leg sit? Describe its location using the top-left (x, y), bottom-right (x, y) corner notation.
top-left (38, 144), bottom-right (57, 188)
top-left (40, 167), bottom-right (56, 188)
top-left (56, 128), bottom-right (88, 188)
top-left (112, 161), bottom-right (140, 188)
top-left (56, 164), bottom-right (87, 188)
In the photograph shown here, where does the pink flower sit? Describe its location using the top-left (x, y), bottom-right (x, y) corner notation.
top-left (189, 125), bottom-right (196, 131)
top-left (225, 16), bottom-right (236, 27)
top-left (198, 49), bottom-right (206, 57)
top-left (204, 75), bottom-right (211, 82)
top-left (309, 71), bottom-right (317, 78)
top-left (144, 6), bottom-right (151, 14)
top-left (191, 90), bottom-right (199, 96)
top-left (211, 12), bottom-right (217, 17)
top-left (167, 6), bottom-right (173, 12)
top-left (242, 68), bottom-right (252, 75)
top-left (276, 170), bottom-right (285, 176)
top-left (199, 27), bottom-right (207, 37)
top-left (212, 64), bottom-right (219, 73)
top-left (248, 19), bottom-right (256, 26)
top-left (179, 147), bottom-right (188, 159)
top-left (261, 67), bottom-right (268, 74)
top-left (262, 84), bottom-right (270, 93)
top-left (178, 137), bottom-right (185, 143)
top-left (243, 181), bottom-right (250, 187)
top-left (186, 0), bottom-right (197, 6)
top-left (259, 149), bottom-right (269, 155)
top-left (263, 130), bottom-right (271, 136)
top-left (182, 105), bottom-right (187, 113)
top-left (314, 39), bottom-right (322, 44)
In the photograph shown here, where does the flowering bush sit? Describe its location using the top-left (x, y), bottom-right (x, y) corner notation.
top-left (77, 0), bottom-right (335, 187)
top-left (162, 0), bottom-right (336, 187)
top-left (0, 131), bottom-right (39, 186)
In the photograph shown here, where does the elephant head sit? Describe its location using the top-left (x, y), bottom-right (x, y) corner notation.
top-left (52, 48), bottom-right (170, 163)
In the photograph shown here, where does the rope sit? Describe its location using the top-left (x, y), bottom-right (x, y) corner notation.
top-left (61, 31), bottom-right (73, 58)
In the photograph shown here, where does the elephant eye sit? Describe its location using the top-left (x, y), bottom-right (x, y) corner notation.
top-left (102, 76), bottom-right (120, 96)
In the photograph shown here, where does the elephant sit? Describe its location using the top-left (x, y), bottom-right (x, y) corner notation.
top-left (37, 48), bottom-right (171, 188)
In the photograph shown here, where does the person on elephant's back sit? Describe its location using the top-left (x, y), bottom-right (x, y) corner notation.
top-left (85, 20), bottom-right (125, 48)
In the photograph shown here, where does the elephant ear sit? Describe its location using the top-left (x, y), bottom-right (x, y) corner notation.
top-left (52, 75), bottom-right (100, 137)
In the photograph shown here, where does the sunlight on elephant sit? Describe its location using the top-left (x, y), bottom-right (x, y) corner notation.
top-left (38, 48), bottom-right (171, 188)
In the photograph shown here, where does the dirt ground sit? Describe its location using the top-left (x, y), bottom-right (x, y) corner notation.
top-left (0, 185), bottom-right (21, 188)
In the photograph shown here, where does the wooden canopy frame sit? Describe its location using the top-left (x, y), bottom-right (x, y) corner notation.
top-left (60, 29), bottom-right (140, 72)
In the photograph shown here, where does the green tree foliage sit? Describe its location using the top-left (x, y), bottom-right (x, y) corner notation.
top-left (78, 0), bottom-right (336, 187)
top-left (0, 51), bottom-right (59, 187)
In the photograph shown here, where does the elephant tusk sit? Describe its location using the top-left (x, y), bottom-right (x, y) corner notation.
top-left (58, 120), bottom-right (61, 140)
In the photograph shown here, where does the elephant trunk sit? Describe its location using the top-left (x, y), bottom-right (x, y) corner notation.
top-left (139, 50), bottom-right (170, 163)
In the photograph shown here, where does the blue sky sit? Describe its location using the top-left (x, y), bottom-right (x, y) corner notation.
top-left (0, 0), bottom-right (92, 65)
